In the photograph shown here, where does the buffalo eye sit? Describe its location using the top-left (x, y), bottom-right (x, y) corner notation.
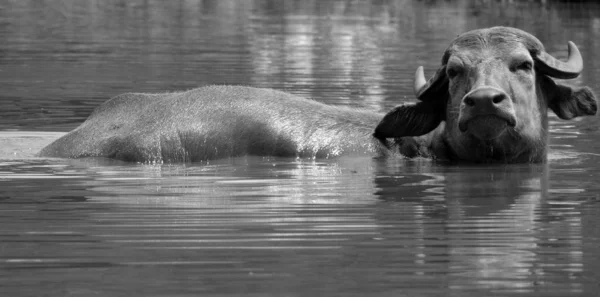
top-left (446, 57), bottom-right (464, 79)
top-left (447, 66), bottom-right (462, 79)
top-left (512, 60), bottom-right (533, 73)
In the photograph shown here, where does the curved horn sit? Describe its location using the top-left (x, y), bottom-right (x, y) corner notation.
top-left (535, 41), bottom-right (583, 79)
top-left (414, 66), bottom-right (448, 101)
top-left (414, 66), bottom-right (427, 96)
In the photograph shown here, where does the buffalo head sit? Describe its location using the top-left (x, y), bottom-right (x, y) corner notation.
top-left (374, 27), bottom-right (597, 163)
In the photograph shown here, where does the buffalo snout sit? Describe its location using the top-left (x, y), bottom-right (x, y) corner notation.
top-left (458, 87), bottom-right (517, 140)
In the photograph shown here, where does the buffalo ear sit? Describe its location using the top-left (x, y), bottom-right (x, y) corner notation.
top-left (541, 76), bottom-right (598, 119)
top-left (373, 100), bottom-right (445, 141)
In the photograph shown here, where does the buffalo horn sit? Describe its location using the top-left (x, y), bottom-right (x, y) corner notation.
top-left (535, 41), bottom-right (583, 79)
top-left (413, 66), bottom-right (448, 101)
top-left (414, 66), bottom-right (427, 96)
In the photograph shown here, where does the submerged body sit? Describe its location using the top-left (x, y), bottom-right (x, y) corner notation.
top-left (39, 86), bottom-right (387, 162)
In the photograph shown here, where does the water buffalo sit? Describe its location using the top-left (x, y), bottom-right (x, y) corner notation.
top-left (374, 26), bottom-right (597, 163)
top-left (39, 26), bottom-right (597, 163)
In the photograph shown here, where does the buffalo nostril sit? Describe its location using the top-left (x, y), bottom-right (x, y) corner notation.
top-left (492, 93), bottom-right (506, 104)
top-left (464, 88), bottom-right (508, 108)
top-left (464, 97), bottom-right (475, 107)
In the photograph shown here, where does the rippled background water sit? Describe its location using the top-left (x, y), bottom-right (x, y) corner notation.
top-left (1, 0), bottom-right (600, 296)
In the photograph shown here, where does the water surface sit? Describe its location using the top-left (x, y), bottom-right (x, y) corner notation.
top-left (1, 0), bottom-right (600, 296)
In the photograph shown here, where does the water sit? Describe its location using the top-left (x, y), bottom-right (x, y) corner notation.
top-left (1, 0), bottom-right (600, 296)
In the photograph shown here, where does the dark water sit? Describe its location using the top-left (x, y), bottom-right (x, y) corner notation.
top-left (2, 0), bottom-right (600, 296)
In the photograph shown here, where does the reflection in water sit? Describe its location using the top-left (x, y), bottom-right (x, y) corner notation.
top-left (1, 153), bottom-right (599, 295)
top-left (374, 162), bottom-right (585, 293)
top-left (247, 2), bottom-right (392, 109)
top-left (442, 167), bottom-right (549, 291)
top-left (1, 158), bottom-right (382, 295)
top-left (2, 0), bottom-right (600, 296)
top-left (4, 0), bottom-right (600, 130)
